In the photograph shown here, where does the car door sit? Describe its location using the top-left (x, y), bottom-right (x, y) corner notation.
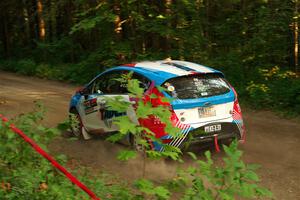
top-left (78, 70), bottom-right (135, 133)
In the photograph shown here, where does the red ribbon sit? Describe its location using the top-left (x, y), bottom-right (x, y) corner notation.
top-left (0, 114), bottom-right (100, 200)
top-left (214, 135), bottom-right (220, 153)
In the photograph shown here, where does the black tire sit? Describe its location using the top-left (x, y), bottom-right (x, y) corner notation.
top-left (130, 133), bottom-right (145, 152)
top-left (69, 109), bottom-right (84, 139)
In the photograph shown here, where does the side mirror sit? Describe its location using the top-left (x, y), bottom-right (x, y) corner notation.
top-left (79, 87), bottom-right (90, 99)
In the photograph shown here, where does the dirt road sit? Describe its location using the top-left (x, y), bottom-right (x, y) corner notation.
top-left (1, 71), bottom-right (299, 199)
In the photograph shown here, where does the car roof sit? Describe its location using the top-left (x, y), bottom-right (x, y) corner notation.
top-left (102, 60), bottom-right (223, 85)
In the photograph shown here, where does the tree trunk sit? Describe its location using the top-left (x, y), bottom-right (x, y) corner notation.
top-left (36, 0), bottom-right (46, 41)
top-left (0, 9), bottom-right (10, 58)
top-left (50, 0), bottom-right (57, 41)
top-left (22, 4), bottom-right (31, 46)
top-left (164, 0), bottom-right (172, 55)
top-left (294, 0), bottom-right (299, 73)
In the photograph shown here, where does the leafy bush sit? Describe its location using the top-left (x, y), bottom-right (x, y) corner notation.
top-left (246, 81), bottom-right (271, 107)
top-left (178, 142), bottom-right (273, 200)
top-left (15, 59), bottom-right (37, 75)
top-left (0, 103), bottom-right (133, 199)
top-left (244, 66), bottom-right (300, 115)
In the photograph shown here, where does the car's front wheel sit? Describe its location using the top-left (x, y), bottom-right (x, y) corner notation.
top-left (69, 109), bottom-right (93, 140)
top-left (69, 109), bottom-right (84, 139)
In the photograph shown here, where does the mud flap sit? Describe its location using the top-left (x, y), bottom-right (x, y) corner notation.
top-left (240, 125), bottom-right (246, 144)
top-left (82, 127), bottom-right (92, 140)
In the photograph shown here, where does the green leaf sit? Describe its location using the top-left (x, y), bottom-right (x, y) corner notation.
top-left (105, 96), bottom-right (131, 112)
top-left (135, 101), bottom-right (153, 118)
top-left (244, 170), bottom-right (260, 182)
top-left (187, 152), bottom-right (197, 160)
top-left (187, 166), bottom-right (197, 175)
top-left (255, 187), bottom-right (273, 197)
top-left (113, 116), bottom-right (137, 135)
top-left (7, 129), bottom-right (15, 140)
top-left (135, 179), bottom-right (170, 200)
top-left (57, 120), bottom-right (70, 131)
top-left (117, 150), bottom-right (137, 161)
top-left (106, 133), bottom-right (125, 143)
top-left (247, 163), bottom-right (261, 171)
top-left (239, 183), bottom-right (256, 198)
top-left (149, 93), bottom-right (158, 98)
top-left (134, 179), bottom-right (154, 192)
top-left (153, 186), bottom-right (170, 199)
top-left (146, 150), bottom-right (163, 159)
top-left (218, 190), bottom-right (233, 200)
top-left (128, 79), bottom-right (144, 97)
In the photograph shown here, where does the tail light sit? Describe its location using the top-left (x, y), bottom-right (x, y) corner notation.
top-left (138, 85), bottom-right (189, 148)
top-left (138, 86), bottom-right (177, 139)
top-left (231, 86), bottom-right (238, 101)
top-left (232, 90), bottom-right (246, 142)
top-left (162, 138), bottom-right (173, 144)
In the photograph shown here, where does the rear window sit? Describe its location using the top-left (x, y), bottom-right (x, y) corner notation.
top-left (162, 73), bottom-right (231, 99)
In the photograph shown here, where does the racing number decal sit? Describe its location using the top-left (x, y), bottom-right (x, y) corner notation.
top-left (83, 98), bottom-right (98, 115)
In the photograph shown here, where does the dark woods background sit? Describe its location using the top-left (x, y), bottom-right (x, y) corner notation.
top-left (0, 0), bottom-right (299, 114)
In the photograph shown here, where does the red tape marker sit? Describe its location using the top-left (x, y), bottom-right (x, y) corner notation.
top-left (0, 114), bottom-right (100, 200)
top-left (214, 135), bottom-right (220, 153)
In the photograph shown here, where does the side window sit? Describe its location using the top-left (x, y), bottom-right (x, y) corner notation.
top-left (91, 71), bottom-right (128, 95)
top-left (88, 71), bottom-right (151, 95)
top-left (132, 73), bottom-right (151, 92)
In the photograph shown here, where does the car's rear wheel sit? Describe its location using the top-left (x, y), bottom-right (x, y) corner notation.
top-left (130, 133), bottom-right (145, 152)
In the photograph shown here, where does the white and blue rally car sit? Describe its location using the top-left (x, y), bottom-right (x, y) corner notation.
top-left (69, 60), bottom-right (245, 151)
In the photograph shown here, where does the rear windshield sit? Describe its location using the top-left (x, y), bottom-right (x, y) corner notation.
top-left (162, 73), bottom-right (231, 99)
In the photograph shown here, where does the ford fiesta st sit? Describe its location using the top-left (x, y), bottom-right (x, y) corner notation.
top-left (69, 60), bottom-right (245, 151)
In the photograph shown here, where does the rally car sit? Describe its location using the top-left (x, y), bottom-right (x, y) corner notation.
top-left (69, 60), bottom-right (245, 151)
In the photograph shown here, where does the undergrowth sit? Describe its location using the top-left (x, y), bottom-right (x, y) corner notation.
top-left (0, 101), bottom-right (273, 199)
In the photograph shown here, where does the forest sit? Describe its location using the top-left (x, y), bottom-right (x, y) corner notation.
top-left (1, 1), bottom-right (300, 199)
top-left (0, 0), bottom-right (300, 114)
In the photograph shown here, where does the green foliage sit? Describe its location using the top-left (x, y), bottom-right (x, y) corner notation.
top-left (0, 103), bottom-right (134, 199)
top-left (1, 0), bottom-right (299, 115)
top-left (175, 141), bottom-right (273, 200)
top-left (0, 59), bottom-right (101, 84)
top-left (117, 150), bottom-right (137, 161)
top-left (246, 81), bottom-right (271, 107)
top-left (244, 66), bottom-right (300, 115)
top-left (134, 179), bottom-right (170, 200)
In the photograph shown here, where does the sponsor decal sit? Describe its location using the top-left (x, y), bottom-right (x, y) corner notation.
top-left (85, 107), bottom-right (97, 115)
top-left (98, 101), bottom-right (126, 128)
top-left (84, 98), bottom-right (98, 114)
top-left (103, 110), bottom-right (126, 128)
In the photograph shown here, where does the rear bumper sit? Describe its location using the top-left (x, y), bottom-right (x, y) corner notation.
top-left (154, 121), bottom-right (243, 151)
top-left (170, 122), bottom-right (241, 150)
top-left (191, 122), bottom-right (240, 139)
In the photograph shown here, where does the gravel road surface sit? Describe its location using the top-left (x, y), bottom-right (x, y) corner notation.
top-left (1, 71), bottom-right (299, 199)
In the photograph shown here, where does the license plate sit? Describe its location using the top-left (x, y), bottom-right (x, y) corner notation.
top-left (198, 107), bottom-right (216, 118)
top-left (204, 124), bottom-right (222, 133)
